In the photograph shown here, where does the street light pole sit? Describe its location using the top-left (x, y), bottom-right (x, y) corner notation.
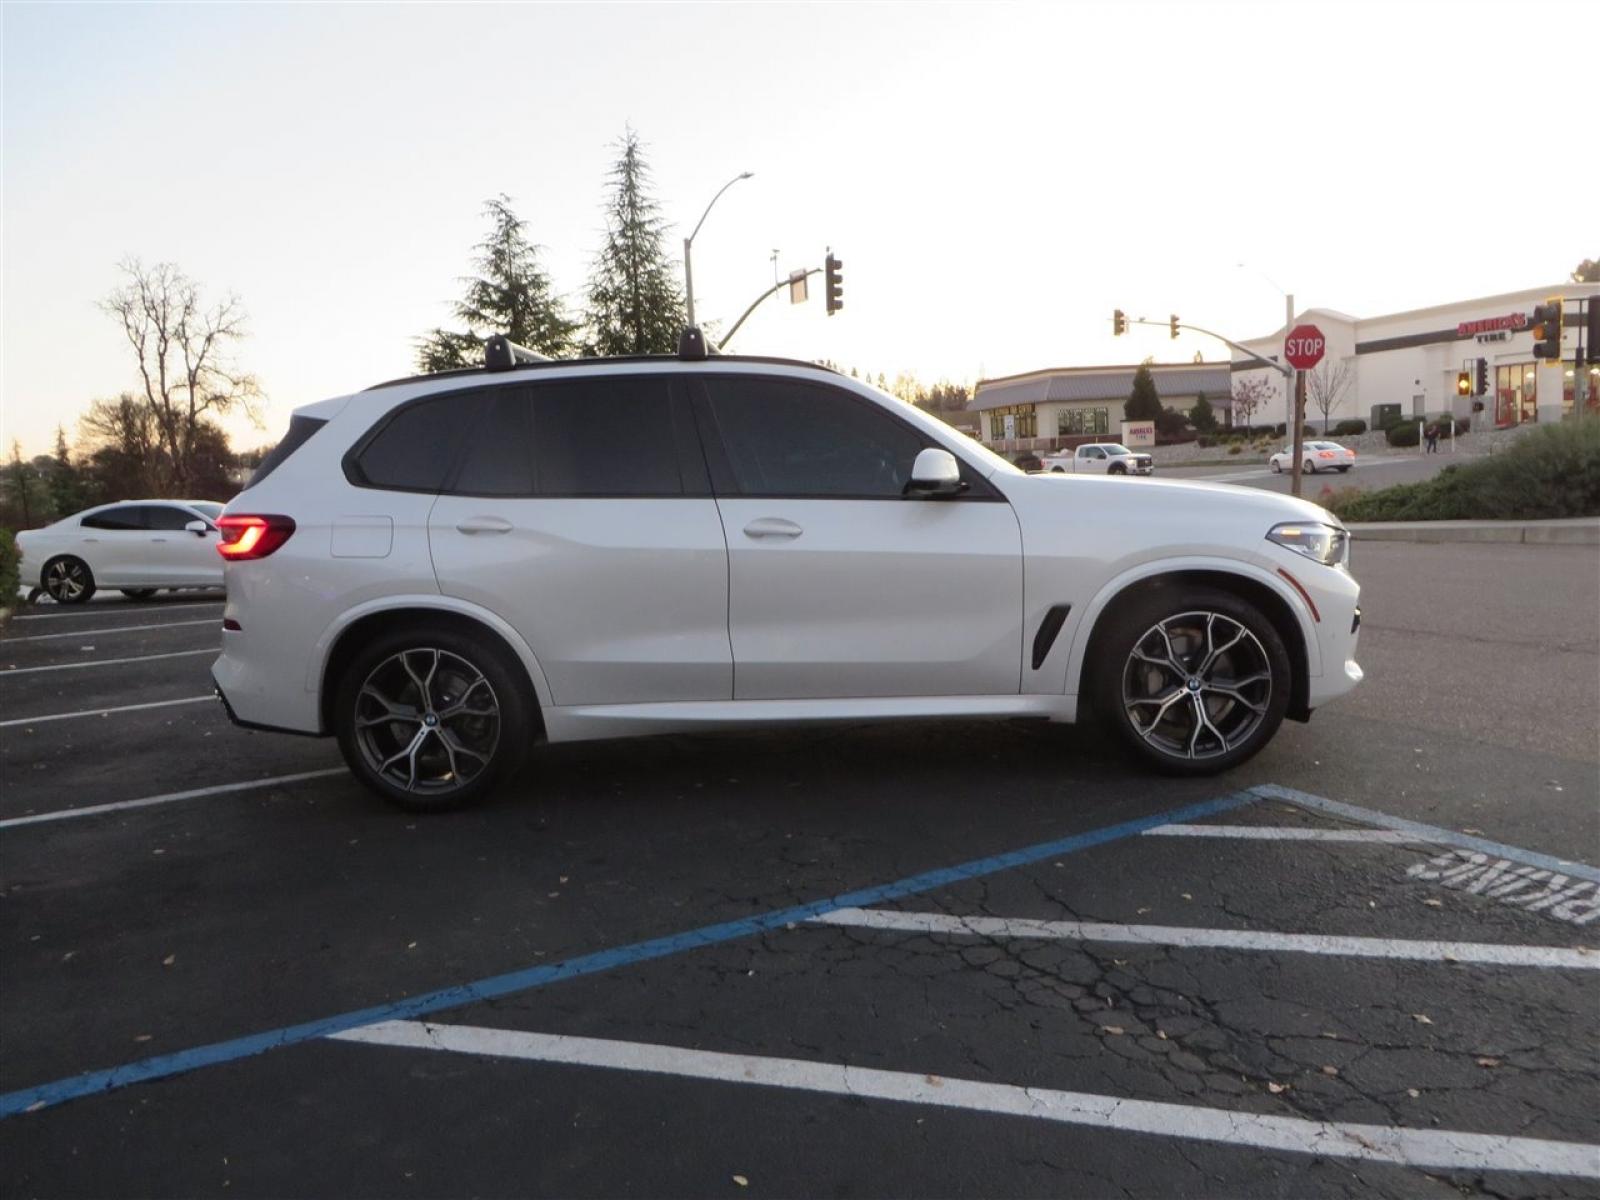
top-left (683, 171), bottom-right (753, 328)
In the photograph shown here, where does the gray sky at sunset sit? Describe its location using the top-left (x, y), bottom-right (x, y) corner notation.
top-left (2, 0), bottom-right (1590, 457)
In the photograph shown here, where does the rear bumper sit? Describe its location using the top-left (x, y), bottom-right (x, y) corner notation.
top-left (212, 671), bottom-right (326, 738)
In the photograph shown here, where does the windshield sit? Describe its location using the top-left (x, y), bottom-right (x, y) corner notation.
top-left (1099, 444), bottom-right (1132, 456)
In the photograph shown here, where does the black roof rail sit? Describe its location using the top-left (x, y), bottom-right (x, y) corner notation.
top-left (362, 343), bottom-right (840, 392)
top-left (677, 326), bottom-right (720, 361)
top-left (485, 335), bottom-right (550, 370)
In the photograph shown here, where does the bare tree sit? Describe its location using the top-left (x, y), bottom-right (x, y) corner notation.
top-left (100, 259), bottom-right (261, 491)
top-left (1230, 375), bottom-right (1275, 430)
top-left (78, 394), bottom-right (164, 498)
top-left (1307, 359), bottom-right (1354, 429)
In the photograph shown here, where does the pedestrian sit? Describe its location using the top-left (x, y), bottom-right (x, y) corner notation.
top-left (1424, 423), bottom-right (1439, 453)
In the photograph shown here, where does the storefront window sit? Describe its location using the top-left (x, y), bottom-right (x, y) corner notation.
top-left (1057, 407), bottom-right (1109, 435)
top-left (988, 406), bottom-right (1036, 440)
top-left (1494, 363), bottom-right (1537, 426)
top-left (1521, 364), bottom-right (1538, 424)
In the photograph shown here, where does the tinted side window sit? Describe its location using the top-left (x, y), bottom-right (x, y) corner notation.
top-left (532, 377), bottom-right (681, 496)
top-left (702, 378), bottom-right (925, 498)
top-left (81, 506), bottom-right (144, 530)
top-left (249, 415), bottom-right (327, 488)
top-left (139, 506), bottom-right (201, 531)
top-left (351, 392), bottom-right (489, 492)
top-left (453, 389), bottom-right (534, 497)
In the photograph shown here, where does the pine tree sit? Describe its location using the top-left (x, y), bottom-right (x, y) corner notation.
top-left (586, 129), bottom-right (685, 356)
top-left (1124, 360), bottom-right (1162, 422)
top-left (1189, 392), bottom-right (1218, 433)
top-left (417, 195), bottom-right (577, 371)
top-left (48, 426), bottom-right (87, 517)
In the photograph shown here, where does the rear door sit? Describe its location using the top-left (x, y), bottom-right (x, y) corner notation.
top-left (78, 505), bottom-right (149, 585)
top-left (427, 376), bottom-right (731, 707)
top-left (695, 373), bottom-right (1024, 700)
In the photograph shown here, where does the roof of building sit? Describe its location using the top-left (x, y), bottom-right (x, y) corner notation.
top-left (971, 364), bottom-right (1232, 412)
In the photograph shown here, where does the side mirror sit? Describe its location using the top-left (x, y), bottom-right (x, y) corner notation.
top-left (904, 448), bottom-right (967, 499)
top-left (185, 519), bottom-right (210, 536)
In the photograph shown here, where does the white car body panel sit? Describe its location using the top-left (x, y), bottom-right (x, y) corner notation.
top-left (16, 501), bottom-right (224, 593)
top-left (213, 359), bottom-right (1361, 748)
top-left (1269, 442), bottom-right (1357, 473)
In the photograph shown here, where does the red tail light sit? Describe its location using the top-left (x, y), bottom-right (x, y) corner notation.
top-left (1317, 451), bottom-right (1335, 458)
top-left (217, 514), bottom-right (296, 560)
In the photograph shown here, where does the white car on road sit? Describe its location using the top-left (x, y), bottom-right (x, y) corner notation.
top-left (1039, 443), bottom-right (1154, 475)
top-left (212, 335), bottom-right (1362, 811)
top-left (1270, 441), bottom-right (1356, 475)
top-left (17, 500), bottom-right (225, 604)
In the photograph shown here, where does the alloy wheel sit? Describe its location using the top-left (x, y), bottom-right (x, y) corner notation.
top-left (46, 560), bottom-right (89, 602)
top-left (1121, 610), bottom-right (1273, 760)
top-left (352, 648), bottom-right (501, 795)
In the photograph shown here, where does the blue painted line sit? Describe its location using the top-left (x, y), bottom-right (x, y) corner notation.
top-left (1251, 785), bottom-right (1600, 884)
top-left (0, 790), bottom-right (1256, 1120)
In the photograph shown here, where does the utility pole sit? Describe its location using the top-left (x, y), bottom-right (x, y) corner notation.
top-left (682, 171), bottom-right (753, 328)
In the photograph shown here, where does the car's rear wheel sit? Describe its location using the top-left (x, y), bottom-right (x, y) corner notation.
top-left (1271, 460), bottom-right (1282, 473)
top-left (121, 588), bottom-right (158, 600)
top-left (1093, 586), bottom-right (1290, 775)
top-left (1337, 465), bottom-right (1351, 473)
top-left (43, 556), bottom-right (95, 605)
top-left (1303, 459), bottom-right (1316, 474)
top-left (334, 625), bottom-right (533, 812)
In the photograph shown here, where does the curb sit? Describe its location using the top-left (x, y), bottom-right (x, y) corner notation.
top-left (1347, 518), bottom-right (1600, 546)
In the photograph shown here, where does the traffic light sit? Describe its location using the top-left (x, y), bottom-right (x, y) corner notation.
top-left (1531, 297), bottom-right (1563, 360)
top-left (1169, 314), bottom-right (1180, 340)
top-left (824, 253), bottom-right (843, 316)
top-left (1113, 308), bottom-right (1127, 336)
top-left (1475, 357), bottom-right (1489, 396)
top-left (1456, 371), bottom-right (1472, 397)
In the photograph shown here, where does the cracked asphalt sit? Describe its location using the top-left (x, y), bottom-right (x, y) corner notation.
top-left (1, 540), bottom-right (1596, 1198)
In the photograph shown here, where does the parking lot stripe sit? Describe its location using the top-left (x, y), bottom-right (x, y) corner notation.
top-left (811, 908), bottom-right (1600, 970)
top-left (0, 648), bottom-right (216, 676)
top-left (331, 1020), bottom-right (1600, 1179)
top-left (1251, 784), bottom-right (1600, 885)
top-left (0, 769), bottom-right (348, 830)
top-left (0, 695), bottom-right (215, 729)
top-left (0, 790), bottom-right (1256, 1119)
top-left (2, 618), bottom-right (219, 643)
top-left (1144, 824), bottom-right (1420, 843)
top-left (9, 601), bottom-right (224, 622)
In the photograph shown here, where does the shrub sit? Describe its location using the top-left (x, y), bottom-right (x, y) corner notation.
top-left (1196, 435), bottom-right (1215, 449)
top-left (1386, 421), bottom-right (1421, 447)
top-left (1154, 405), bottom-right (1192, 444)
top-left (0, 528), bottom-right (19, 610)
top-left (1227, 444), bottom-right (1243, 456)
top-left (1332, 419), bottom-right (1367, 436)
top-left (1329, 419), bottom-right (1600, 522)
top-left (1378, 412), bottom-right (1410, 432)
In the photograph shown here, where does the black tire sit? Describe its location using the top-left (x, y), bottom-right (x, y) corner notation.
top-left (121, 588), bottom-right (158, 600)
top-left (1337, 465), bottom-right (1351, 473)
top-left (1302, 459), bottom-right (1316, 475)
top-left (1271, 460), bottom-right (1282, 474)
top-left (1051, 466), bottom-right (1065, 473)
top-left (1108, 464), bottom-right (1127, 475)
top-left (42, 556), bottom-right (95, 605)
top-left (333, 623), bottom-right (534, 813)
top-left (1091, 585), bottom-right (1291, 775)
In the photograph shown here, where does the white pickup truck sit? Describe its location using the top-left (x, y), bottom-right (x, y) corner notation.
top-left (1038, 442), bottom-right (1155, 476)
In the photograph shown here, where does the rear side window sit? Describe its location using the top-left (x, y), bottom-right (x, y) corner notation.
top-left (249, 415), bottom-right (327, 488)
top-left (139, 505), bottom-right (202, 531)
top-left (81, 505), bottom-right (143, 530)
top-left (349, 393), bottom-right (489, 492)
top-left (531, 378), bottom-right (682, 496)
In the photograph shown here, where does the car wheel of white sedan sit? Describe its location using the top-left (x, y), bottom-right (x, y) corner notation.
top-left (1094, 586), bottom-right (1290, 775)
top-left (1303, 459), bottom-right (1316, 474)
top-left (1270, 460), bottom-right (1282, 474)
top-left (334, 624), bottom-right (533, 812)
top-left (43, 556), bottom-right (95, 605)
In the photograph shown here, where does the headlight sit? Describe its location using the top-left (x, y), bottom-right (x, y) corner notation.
top-left (1266, 521), bottom-right (1349, 566)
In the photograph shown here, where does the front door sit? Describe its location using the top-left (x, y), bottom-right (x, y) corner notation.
top-left (696, 375), bottom-right (1024, 700)
top-left (427, 378), bottom-right (731, 708)
top-left (138, 505), bottom-right (221, 585)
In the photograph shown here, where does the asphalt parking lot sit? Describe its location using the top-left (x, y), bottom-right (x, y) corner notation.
top-left (2, 541), bottom-right (1597, 1198)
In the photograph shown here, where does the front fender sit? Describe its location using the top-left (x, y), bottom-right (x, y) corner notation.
top-left (1058, 555), bottom-right (1323, 698)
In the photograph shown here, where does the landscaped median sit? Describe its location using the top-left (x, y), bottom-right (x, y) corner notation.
top-left (1346, 517), bottom-right (1599, 546)
top-left (1326, 420), bottom-right (1600, 525)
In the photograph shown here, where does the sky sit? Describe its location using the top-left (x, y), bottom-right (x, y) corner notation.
top-left (2, 0), bottom-right (1593, 457)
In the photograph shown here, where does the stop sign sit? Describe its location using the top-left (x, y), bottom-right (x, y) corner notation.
top-left (1284, 324), bottom-right (1326, 370)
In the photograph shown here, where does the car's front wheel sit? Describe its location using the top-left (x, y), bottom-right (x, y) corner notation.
top-left (1270, 460), bottom-right (1282, 474)
top-left (1093, 586), bottom-right (1291, 775)
top-left (334, 625), bottom-right (533, 812)
top-left (1108, 464), bottom-right (1127, 475)
top-left (43, 556), bottom-right (95, 605)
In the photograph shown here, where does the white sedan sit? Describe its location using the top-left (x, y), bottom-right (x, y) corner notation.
top-left (1270, 441), bottom-right (1356, 475)
top-left (16, 500), bottom-right (227, 604)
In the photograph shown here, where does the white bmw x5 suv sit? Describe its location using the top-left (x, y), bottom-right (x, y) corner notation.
top-left (212, 334), bottom-right (1362, 811)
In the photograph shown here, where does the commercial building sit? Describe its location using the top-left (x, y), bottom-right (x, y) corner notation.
top-left (1230, 283), bottom-right (1600, 431)
top-left (970, 362), bottom-right (1232, 457)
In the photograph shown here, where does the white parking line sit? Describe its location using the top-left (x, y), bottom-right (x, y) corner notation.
top-left (331, 1020), bottom-right (1600, 1179)
top-left (9, 601), bottom-right (224, 622)
top-left (2, 618), bottom-right (219, 643)
top-left (1145, 824), bottom-right (1421, 843)
top-left (810, 908), bottom-right (1599, 970)
top-left (0, 648), bottom-right (215, 676)
top-left (0, 695), bottom-right (215, 729)
top-left (0, 768), bottom-right (347, 830)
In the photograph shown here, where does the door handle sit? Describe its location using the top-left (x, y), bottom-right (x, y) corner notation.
top-left (742, 517), bottom-right (803, 540)
top-left (455, 516), bottom-right (513, 535)
top-left (151, 537), bottom-right (169, 543)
